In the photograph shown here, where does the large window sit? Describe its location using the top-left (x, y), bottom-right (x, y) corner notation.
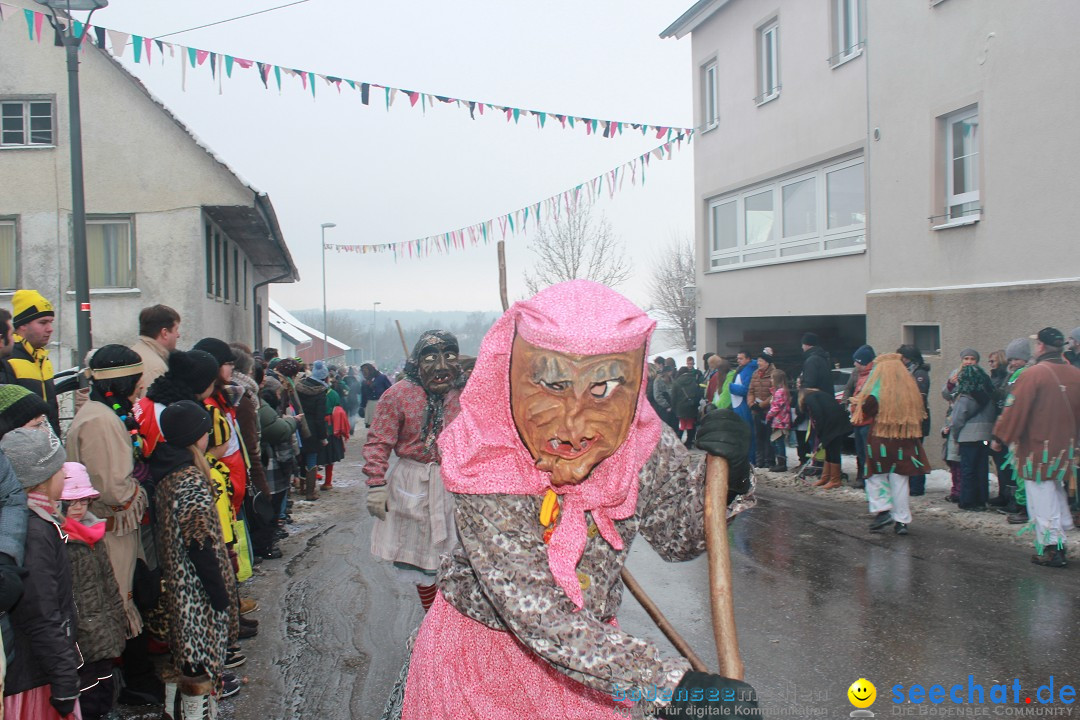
top-left (757, 21), bottom-right (780, 104)
top-left (707, 157), bottom-right (865, 270)
top-left (903, 324), bottom-right (941, 357)
top-left (831, 0), bottom-right (861, 65)
top-left (1, 100), bottom-right (53, 147)
top-left (203, 215), bottom-right (248, 302)
top-left (86, 217), bottom-right (135, 288)
top-left (0, 219), bottom-right (16, 291)
top-left (945, 107), bottom-right (980, 222)
top-left (703, 61), bottom-right (719, 130)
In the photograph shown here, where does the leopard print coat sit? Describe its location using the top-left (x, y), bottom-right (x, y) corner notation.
top-left (154, 464), bottom-right (239, 679)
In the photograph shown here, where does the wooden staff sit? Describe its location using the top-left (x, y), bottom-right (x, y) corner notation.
top-left (497, 240), bottom-right (509, 312)
top-left (394, 320), bottom-right (410, 358)
top-left (620, 568), bottom-right (707, 673)
top-left (705, 455), bottom-right (744, 680)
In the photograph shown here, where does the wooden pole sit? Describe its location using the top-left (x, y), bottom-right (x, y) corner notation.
top-left (394, 320), bottom-right (410, 358)
top-left (705, 455), bottom-right (744, 680)
top-left (497, 240), bottom-right (509, 312)
top-left (620, 568), bottom-right (708, 673)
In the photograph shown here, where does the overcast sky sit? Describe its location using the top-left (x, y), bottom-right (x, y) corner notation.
top-left (93, 0), bottom-right (695, 313)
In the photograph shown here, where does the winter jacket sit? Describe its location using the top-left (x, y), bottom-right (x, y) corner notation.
top-left (801, 390), bottom-right (853, 446)
top-left (651, 375), bottom-right (674, 412)
top-left (747, 366), bottom-right (774, 411)
top-left (7, 336), bottom-right (59, 434)
top-left (258, 399), bottom-right (298, 448)
top-left (66, 516), bottom-right (126, 663)
top-left (909, 362), bottom-right (932, 438)
top-left (800, 346), bottom-right (831, 393)
top-left (843, 366), bottom-right (874, 427)
top-left (232, 372), bottom-right (268, 496)
top-left (728, 364), bottom-right (756, 411)
top-left (672, 373), bottom-right (703, 420)
top-left (359, 370), bottom-right (392, 405)
top-left (343, 375), bottom-right (362, 413)
top-left (130, 335), bottom-right (170, 399)
top-left (949, 392), bottom-right (997, 443)
top-left (296, 376), bottom-right (329, 457)
top-left (707, 370), bottom-right (735, 410)
top-left (765, 387), bottom-right (792, 430)
top-left (0, 357), bottom-right (16, 386)
top-left (0, 451), bottom-right (27, 665)
top-left (6, 508), bottom-right (80, 701)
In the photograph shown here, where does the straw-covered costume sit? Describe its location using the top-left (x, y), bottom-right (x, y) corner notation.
top-left (391, 281), bottom-right (756, 720)
top-left (850, 353), bottom-right (929, 531)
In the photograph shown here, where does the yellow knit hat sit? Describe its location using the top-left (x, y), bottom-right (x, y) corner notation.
top-left (12, 289), bottom-right (54, 327)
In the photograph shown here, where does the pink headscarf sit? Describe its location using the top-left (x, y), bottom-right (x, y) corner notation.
top-left (439, 280), bottom-right (662, 608)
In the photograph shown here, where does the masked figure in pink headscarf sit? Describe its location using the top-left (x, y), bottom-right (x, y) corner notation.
top-left (386, 281), bottom-right (757, 720)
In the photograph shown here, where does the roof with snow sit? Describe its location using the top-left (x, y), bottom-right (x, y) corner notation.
top-left (268, 299), bottom-right (350, 351)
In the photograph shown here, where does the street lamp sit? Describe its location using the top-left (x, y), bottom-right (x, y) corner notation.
top-left (36, 0), bottom-right (108, 372)
top-left (320, 222), bottom-right (336, 362)
top-left (371, 301), bottom-right (381, 364)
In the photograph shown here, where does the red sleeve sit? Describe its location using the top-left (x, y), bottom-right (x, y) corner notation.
top-left (362, 391), bottom-right (403, 485)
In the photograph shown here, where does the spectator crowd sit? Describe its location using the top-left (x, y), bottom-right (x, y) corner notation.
top-left (0, 287), bottom-right (387, 719)
top-left (648, 328), bottom-right (1080, 562)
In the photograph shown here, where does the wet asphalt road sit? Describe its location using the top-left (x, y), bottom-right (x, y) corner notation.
top-left (121, 439), bottom-right (1079, 719)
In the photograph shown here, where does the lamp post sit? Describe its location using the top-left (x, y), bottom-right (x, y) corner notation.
top-left (36, 0), bottom-right (107, 371)
top-left (320, 222), bottom-right (336, 362)
top-left (371, 301), bottom-right (381, 364)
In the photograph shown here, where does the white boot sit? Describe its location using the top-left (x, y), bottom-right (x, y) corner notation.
top-left (179, 676), bottom-right (217, 720)
top-left (163, 682), bottom-right (178, 720)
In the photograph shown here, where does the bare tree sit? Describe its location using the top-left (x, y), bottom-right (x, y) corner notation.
top-left (648, 235), bottom-right (696, 351)
top-left (523, 198), bottom-right (632, 295)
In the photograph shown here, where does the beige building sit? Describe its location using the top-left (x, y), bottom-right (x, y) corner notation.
top-left (864, 0), bottom-right (1080, 443)
top-left (662, 0), bottom-right (870, 370)
top-left (0, 0), bottom-right (297, 367)
top-left (666, 0), bottom-right (1080, 459)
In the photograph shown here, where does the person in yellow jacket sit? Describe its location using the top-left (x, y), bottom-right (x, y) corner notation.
top-left (7, 290), bottom-right (59, 434)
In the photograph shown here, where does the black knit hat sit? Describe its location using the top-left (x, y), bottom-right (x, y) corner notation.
top-left (192, 338), bottom-right (236, 367)
top-left (168, 350), bottom-right (220, 395)
top-left (801, 332), bottom-right (819, 347)
top-left (0, 385), bottom-right (51, 440)
top-left (160, 400), bottom-right (213, 448)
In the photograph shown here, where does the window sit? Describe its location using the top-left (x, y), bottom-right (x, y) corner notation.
top-left (203, 215), bottom-right (250, 302)
top-left (757, 21), bottom-right (780, 104)
top-left (945, 107), bottom-right (980, 221)
top-left (707, 156), bottom-right (865, 270)
top-left (1, 100), bottom-right (53, 147)
top-left (703, 61), bottom-right (719, 129)
top-left (205, 224), bottom-right (213, 295)
top-left (86, 218), bottom-right (135, 288)
top-left (831, 0), bottom-right (861, 65)
top-left (904, 324), bottom-right (941, 356)
top-left (0, 219), bottom-right (16, 291)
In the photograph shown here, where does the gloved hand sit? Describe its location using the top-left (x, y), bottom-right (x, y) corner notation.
top-left (0, 555), bottom-right (25, 611)
top-left (50, 695), bottom-right (77, 717)
top-left (659, 671), bottom-right (758, 719)
top-left (367, 484), bottom-right (389, 520)
top-left (695, 407), bottom-right (751, 497)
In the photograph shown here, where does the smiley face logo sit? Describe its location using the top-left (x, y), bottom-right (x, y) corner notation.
top-left (848, 678), bottom-right (876, 708)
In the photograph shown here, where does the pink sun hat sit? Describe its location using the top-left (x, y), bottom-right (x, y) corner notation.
top-left (60, 462), bottom-right (100, 501)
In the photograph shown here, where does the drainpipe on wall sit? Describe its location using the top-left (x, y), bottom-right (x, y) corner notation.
top-left (252, 271), bottom-right (292, 350)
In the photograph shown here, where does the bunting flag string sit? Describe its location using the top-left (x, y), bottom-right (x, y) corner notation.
top-left (322, 132), bottom-right (692, 261)
top-left (1, 1), bottom-right (694, 141)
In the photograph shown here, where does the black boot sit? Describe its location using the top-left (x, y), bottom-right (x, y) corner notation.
top-left (852, 457), bottom-right (865, 489)
top-left (771, 459), bottom-right (788, 472)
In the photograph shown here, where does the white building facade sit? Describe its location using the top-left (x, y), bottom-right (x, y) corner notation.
top-left (0, 0), bottom-right (297, 366)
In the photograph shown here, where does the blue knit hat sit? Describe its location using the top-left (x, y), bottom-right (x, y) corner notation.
top-left (853, 345), bottom-right (876, 366)
top-left (311, 360), bottom-right (329, 382)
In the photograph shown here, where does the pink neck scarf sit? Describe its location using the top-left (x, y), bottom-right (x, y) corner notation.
top-left (439, 280), bottom-right (662, 609)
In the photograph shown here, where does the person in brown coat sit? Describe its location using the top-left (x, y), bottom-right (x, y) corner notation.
top-left (748, 348), bottom-right (776, 468)
top-left (991, 328), bottom-right (1080, 568)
